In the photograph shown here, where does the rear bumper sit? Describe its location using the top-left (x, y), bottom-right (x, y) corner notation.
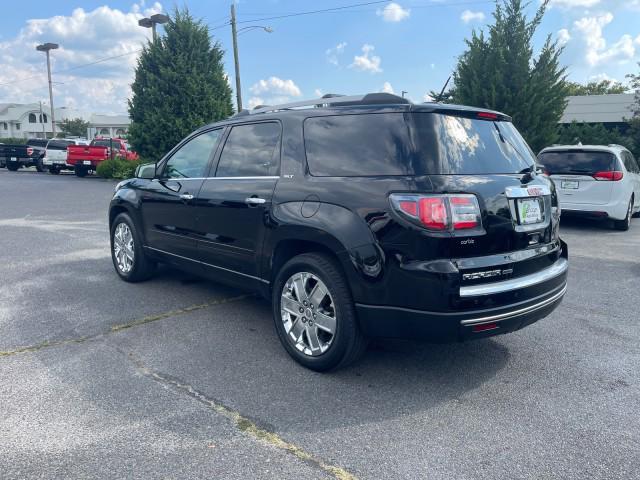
top-left (356, 255), bottom-right (568, 341)
top-left (560, 199), bottom-right (628, 221)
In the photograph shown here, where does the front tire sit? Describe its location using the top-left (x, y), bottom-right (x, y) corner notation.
top-left (6, 162), bottom-right (19, 171)
top-left (75, 166), bottom-right (88, 177)
top-left (272, 253), bottom-right (367, 372)
top-left (110, 213), bottom-right (156, 282)
top-left (613, 198), bottom-right (633, 231)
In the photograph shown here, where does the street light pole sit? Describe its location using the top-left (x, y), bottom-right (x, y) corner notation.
top-left (138, 13), bottom-right (169, 42)
top-left (36, 43), bottom-right (59, 138)
top-left (230, 3), bottom-right (242, 111)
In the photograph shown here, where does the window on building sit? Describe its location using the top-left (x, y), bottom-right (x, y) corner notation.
top-left (28, 113), bottom-right (37, 123)
top-left (99, 128), bottom-right (110, 136)
top-left (39, 114), bottom-right (48, 123)
top-left (15, 123), bottom-right (20, 130)
top-left (115, 128), bottom-right (126, 137)
top-left (2, 122), bottom-right (7, 130)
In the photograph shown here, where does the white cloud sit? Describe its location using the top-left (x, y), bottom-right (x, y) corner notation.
top-left (549, 0), bottom-right (600, 8)
top-left (376, 3), bottom-right (410, 22)
top-left (381, 82), bottom-right (394, 94)
top-left (573, 13), bottom-right (637, 66)
top-left (460, 10), bottom-right (485, 24)
top-left (314, 88), bottom-right (323, 97)
top-left (350, 44), bottom-right (382, 73)
top-left (0, 2), bottom-right (164, 114)
top-left (423, 93), bottom-right (435, 102)
top-left (326, 42), bottom-right (347, 66)
top-left (247, 77), bottom-right (302, 109)
top-left (249, 77), bottom-right (302, 97)
top-left (558, 28), bottom-right (571, 46)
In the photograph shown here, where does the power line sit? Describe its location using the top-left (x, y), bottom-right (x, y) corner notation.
top-left (235, 0), bottom-right (390, 24)
top-left (0, 49), bottom-right (143, 89)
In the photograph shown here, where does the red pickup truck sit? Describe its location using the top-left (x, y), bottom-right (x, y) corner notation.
top-left (67, 138), bottom-right (138, 177)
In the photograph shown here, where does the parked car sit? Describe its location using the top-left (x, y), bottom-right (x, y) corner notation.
top-left (538, 144), bottom-right (640, 230)
top-left (108, 93), bottom-right (568, 371)
top-left (0, 138), bottom-right (48, 171)
top-left (67, 138), bottom-right (138, 177)
top-left (43, 138), bottom-right (89, 174)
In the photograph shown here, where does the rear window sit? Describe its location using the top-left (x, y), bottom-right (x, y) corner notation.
top-left (92, 140), bottom-right (119, 148)
top-left (538, 150), bottom-right (615, 175)
top-left (303, 112), bottom-right (535, 176)
top-left (47, 140), bottom-right (72, 150)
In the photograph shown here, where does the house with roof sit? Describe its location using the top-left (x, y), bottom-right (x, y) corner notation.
top-left (0, 102), bottom-right (130, 139)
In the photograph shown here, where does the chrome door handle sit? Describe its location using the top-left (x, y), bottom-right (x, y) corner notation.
top-left (245, 197), bottom-right (266, 205)
top-left (180, 194), bottom-right (194, 201)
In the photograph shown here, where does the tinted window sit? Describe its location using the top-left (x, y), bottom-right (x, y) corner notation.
top-left (538, 150), bottom-right (615, 175)
top-left (27, 139), bottom-right (47, 148)
top-left (164, 129), bottom-right (222, 179)
top-left (216, 122), bottom-right (281, 177)
top-left (47, 140), bottom-right (71, 151)
top-left (92, 140), bottom-right (117, 148)
top-left (303, 113), bottom-right (534, 177)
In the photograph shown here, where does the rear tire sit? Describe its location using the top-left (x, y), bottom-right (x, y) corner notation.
top-left (49, 166), bottom-right (60, 175)
top-left (35, 158), bottom-right (47, 173)
top-left (613, 198), bottom-right (633, 231)
top-left (6, 162), bottom-right (19, 172)
top-left (75, 167), bottom-right (88, 177)
top-left (272, 252), bottom-right (367, 372)
top-left (110, 212), bottom-right (156, 282)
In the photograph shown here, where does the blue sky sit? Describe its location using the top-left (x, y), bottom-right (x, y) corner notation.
top-left (0, 0), bottom-right (638, 114)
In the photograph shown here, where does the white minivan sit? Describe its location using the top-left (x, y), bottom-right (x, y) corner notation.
top-left (538, 144), bottom-right (640, 231)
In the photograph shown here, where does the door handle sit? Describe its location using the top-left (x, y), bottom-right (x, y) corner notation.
top-left (245, 197), bottom-right (266, 205)
top-left (180, 193), bottom-right (194, 201)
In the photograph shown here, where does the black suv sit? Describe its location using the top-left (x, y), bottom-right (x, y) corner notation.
top-left (109, 93), bottom-right (568, 371)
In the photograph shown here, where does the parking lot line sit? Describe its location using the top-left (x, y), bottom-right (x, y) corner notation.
top-left (0, 294), bottom-right (252, 358)
top-left (126, 350), bottom-right (357, 480)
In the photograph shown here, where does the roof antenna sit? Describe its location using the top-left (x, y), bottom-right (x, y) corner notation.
top-left (436, 75), bottom-right (451, 103)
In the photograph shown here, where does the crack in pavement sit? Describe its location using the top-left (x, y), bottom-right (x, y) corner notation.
top-left (124, 350), bottom-right (358, 480)
top-left (0, 294), bottom-right (253, 358)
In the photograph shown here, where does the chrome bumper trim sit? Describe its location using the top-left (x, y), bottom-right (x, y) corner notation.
top-left (460, 284), bottom-right (567, 326)
top-left (459, 257), bottom-right (568, 298)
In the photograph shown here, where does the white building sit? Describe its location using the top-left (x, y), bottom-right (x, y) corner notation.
top-left (0, 102), bottom-right (130, 139)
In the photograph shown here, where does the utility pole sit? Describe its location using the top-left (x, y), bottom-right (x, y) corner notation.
top-left (138, 14), bottom-right (169, 42)
top-left (230, 3), bottom-right (242, 111)
top-left (36, 43), bottom-right (59, 138)
top-left (39, 101), bottom-right (46, 138)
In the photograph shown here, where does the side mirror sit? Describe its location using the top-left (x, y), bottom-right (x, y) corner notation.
top-left (135, 162), bottom-right (156, 179)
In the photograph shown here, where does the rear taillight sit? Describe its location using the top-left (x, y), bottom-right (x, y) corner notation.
top-left (26, 147), bottom-right (33, 156)
top-left (593, 171), bottom-right (623, 181)
top-left (390, 194), bottom-right (482, 232)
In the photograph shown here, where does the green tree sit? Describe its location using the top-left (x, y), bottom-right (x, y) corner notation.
top-left (451, 0), bottom-right (568, 153)
top-left (128, 9), bottom-right (233, 160)
top-left (59, 117), bottom-right (90, 137)
top-left (626, 64), bottom-right (640, 157)
top-left (556, 121), bottom-right (634, 151)
top-left (566, 79), bottom-right (627, 96)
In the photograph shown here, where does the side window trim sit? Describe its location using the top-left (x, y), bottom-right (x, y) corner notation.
top-left (214, 120), bottom-right (282, 178)
top-left (158, 127), bottom-right (224, 179)
top-left (205, 126), bottom-right (230, 178)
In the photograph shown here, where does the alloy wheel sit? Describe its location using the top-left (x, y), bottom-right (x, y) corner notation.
top-left (113, 223), bottom-right (135, 274)
top-left (280, 272), bottom-right (336, 356)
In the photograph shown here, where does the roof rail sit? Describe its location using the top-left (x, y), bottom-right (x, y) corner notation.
top-left (231, 109), bottom-right (250, 118)
top-left (250, 92), bottom-right (411, 115)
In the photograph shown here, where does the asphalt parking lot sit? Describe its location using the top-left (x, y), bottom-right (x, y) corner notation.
top-left (1, 167), bottom-right (639, 480)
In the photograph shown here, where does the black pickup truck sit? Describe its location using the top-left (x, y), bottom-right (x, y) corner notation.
top-left (0, 139), bottom-right (48, 171)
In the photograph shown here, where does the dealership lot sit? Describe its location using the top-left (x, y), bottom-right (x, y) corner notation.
top-left (1, 168), bottom-right (639, 479)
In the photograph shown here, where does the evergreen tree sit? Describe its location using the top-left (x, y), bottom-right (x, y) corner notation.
top-left (128, 9), bottom-right (233, 160)
top-left (556, 122), bottom-right (634, 152)
top-left (627, 64), bottom-right (640, 157)
top-left (452, 0), bottom-right (568, 153)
